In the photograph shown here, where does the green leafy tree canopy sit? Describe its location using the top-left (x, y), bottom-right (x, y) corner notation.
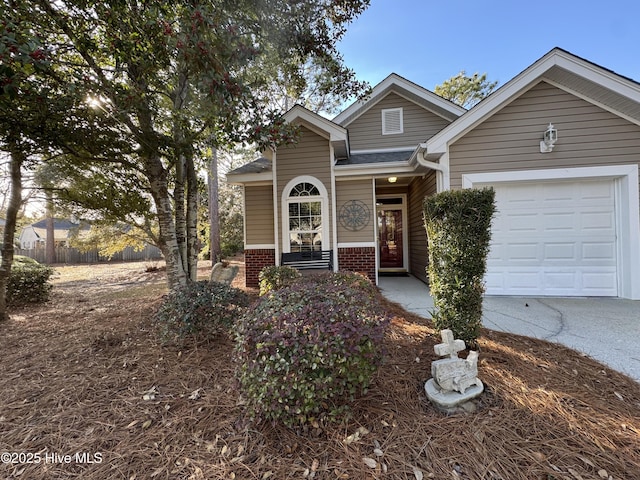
top-left (434, 71), bottom-right (498, 109)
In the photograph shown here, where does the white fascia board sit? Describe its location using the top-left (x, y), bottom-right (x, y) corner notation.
top-left (333, 73), bottom-right (465, 126)
top-left (426, 48), bottom-right (640, 155)
top-left (426, 64), bottom-right (553, 154)
top-left (334, 162), bottom-right (415, 177)
top-left (551, 53), bottom-right (640, 104)
top-left (544, 78), bottom-right (640, 128)
top-left (285, 105), bottom-right (348, 143)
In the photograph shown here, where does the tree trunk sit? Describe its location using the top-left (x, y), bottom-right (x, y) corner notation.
top-left (144, 154), bottom-right (188, 290)
top-left (185, 152), bottom-right (199, 281)
top-left (174, 153), bottom-right (188, 275)
top-left (208, 148), bottom-right (221, 263)
top-left (0, 138), bottom-right (24, 322)
top-left (172, 68), bottom-right (190, 278)
top-left (45, 190), bottom-right (55, 264)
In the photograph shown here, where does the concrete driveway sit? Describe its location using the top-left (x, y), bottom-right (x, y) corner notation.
top-left (378, 275), bottom-right (640, 384)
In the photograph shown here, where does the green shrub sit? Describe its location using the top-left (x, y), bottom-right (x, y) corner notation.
top-left (258, 265), bottom-right (301, 296)
top-left (13, 255), bottom-right (40, 266)
top-left (423, 188), bottom-right (496, 348)
top-left (7, 258), bottom-right (54, 305)
top-left (234, 272), bottom-right (389, 427)
top-left (154, 281), bottom-right (249, 344)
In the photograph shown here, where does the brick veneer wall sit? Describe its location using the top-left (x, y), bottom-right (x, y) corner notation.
top-left (337, 247), bottom-right (376, 282)
top-left (245, 249), bottom-right (276, 288)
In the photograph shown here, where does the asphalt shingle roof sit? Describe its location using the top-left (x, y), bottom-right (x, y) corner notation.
top-left (227, 157), bottom-right (271, 175)
top-left (336, 151), bottom-right (412, 166)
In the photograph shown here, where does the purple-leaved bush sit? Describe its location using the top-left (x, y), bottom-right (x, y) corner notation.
top-left (234, 272), bottom-right (390, 427)
top-left (154, 281), bottom-right (249, 344)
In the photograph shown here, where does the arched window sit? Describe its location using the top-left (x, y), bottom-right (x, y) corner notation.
top-left (283, 177), bottom-right (328, 253)
top-left (290, 182), bottom-right (320, 197)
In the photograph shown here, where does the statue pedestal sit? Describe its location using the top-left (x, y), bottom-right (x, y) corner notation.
top-left (425, 378), bottom-right (484, 413)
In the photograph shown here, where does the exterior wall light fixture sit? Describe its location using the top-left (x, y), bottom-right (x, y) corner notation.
top-left (388, 176), bottom-right (398, 183)
top-left (540, 123), bottom-right (558, 153)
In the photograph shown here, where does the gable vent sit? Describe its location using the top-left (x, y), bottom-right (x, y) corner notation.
top-left (382, 108), bottom-right (403, 135)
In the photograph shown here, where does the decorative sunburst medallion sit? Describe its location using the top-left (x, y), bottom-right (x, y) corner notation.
top-left (339, 200), bottom-right (370, 231)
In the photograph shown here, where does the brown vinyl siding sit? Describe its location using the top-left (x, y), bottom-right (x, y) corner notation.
top-left (449, 81), bottom-right (640, 195)
top-left (276, 126), bottom-right (333, 249)
top-left (336, 179), bottom-right (375, 244)
top-left (348, 92), bottom-right (451, 151)
top-left (408, 172), bottom-right (437, 283)
top-left (244, 185), bottom-right (274, 245)
top-left (376, 185), bottom-right (408, 196)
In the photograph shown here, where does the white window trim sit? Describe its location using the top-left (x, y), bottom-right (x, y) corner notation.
top-left (281, 175), bottom-right (330, 254)
top-left (382, 107), bottom-right (403, 135)
top-left (244, 244), bottom-right (276, 250)
top-left (462, 165), bottom-right (640, 300)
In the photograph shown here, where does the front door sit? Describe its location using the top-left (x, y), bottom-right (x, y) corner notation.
top-left (377, 199), bottom-right (405, 270)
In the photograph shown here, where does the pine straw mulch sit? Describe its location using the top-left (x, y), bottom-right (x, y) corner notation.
top-left (1, 261), bottom-right (639, 480)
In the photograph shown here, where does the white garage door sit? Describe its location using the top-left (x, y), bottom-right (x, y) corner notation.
top-left (485, 178), bottom-right (618, 296)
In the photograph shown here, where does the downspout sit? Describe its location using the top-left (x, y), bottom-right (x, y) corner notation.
top-left (417, 143), bottom-right (450, 192)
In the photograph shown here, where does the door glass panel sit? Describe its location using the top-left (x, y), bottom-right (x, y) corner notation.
top-left (378, 208), bottom-right (403, 268)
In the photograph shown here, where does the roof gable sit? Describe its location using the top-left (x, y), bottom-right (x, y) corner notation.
top-left (284, 104), bottom-right (349, 159)
top-left (425, 48), bottom-right (640, 155)
top-left (333, 73), bottom-right (466, 127)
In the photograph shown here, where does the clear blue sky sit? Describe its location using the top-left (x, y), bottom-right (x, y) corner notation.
top-left (337, 0), bottom-right (640, 92)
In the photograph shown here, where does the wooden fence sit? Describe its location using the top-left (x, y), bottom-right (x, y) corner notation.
top-left (16, 244), bottom-right (163, 265)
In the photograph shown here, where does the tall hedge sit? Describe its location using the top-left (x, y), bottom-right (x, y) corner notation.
top-left (423, 188), bottom-right (496, 348)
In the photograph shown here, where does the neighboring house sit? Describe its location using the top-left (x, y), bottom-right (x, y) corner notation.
top-left (227, 48), bottom-right (640, 300)
top-left (19, 219), bottom-right (89, 249)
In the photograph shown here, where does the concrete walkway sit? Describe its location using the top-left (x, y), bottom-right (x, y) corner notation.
top-left (378, 275), bottom-right (640, 384)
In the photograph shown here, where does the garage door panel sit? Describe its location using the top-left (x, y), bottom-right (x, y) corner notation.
top-left (500, 269), bottom-right (540, 290)
top-left (487, 267), bottom-right (617, 296)
top-left (507, 243), bottom-right (539, 260)
top-left (544, 212), bottom-right (576, 231)
top-left (486, 178), bottom-right (617, 297)
top-left (582, 270), bottom-right (618, 293)
top-left (540, 184), bottom-right (574, 203)
top-left (582, 242), bottom-right (616, 261)
top-left (491, 239), bottom-right (616, 264)
top-left (505, 213), bottom-right (538, 232)
top-left (580, 180), bottom-right (614, 201)
top-left (580, 210), bottom-right (615, 232)
top-left (496, 184), bottom-right (537, 205)
top-left (544, 243), bottom-right (576, 260)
